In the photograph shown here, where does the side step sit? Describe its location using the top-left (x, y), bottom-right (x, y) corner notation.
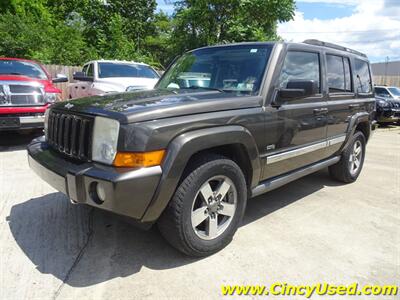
top-left (251, 156), bottom-right (341, 198)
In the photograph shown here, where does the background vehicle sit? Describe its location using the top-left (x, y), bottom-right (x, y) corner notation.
top-left (68, 60), bottom-right (160, 99)
top-left (29, 40), bottom-right (375, 256)
top-left (374, 86), bottom-right (400, 124)
top-left (0, 57), bottom-right (67, 131)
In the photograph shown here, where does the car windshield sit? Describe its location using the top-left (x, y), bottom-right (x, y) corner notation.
top-left (0, 60), bottom-right (47, 79)
top-left (157, 44), bottom-right (273, 95)
top-left (388, 87), bottom-right (400, 96)
top-left (98, 62), bottom-right (159, 79)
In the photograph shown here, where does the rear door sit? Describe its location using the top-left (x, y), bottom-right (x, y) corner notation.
top-left (324, 54), bottom-right (354, 156)
top-left (325, 55), bottom-right (373, 156)
top-left (261, 49), bottom-right (328, 180)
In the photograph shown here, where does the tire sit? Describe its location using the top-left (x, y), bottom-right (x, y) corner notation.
top-left (329, 131), bottom-right (366, 183)
top-left (157, 154), bottom-right (247, 257)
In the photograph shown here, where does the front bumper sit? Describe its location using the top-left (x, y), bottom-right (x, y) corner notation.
top-left (0, 115), bottom-right (45, 130)
top-left (376, 108), bottom-right (400, 123)
top-left (28, 137), bottom-right (162, 222)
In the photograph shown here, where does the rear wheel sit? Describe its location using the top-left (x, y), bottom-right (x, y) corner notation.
top-left (158, 154), bottom-right (247, 257)
top-left (329, 131), bottom-right (366, 183)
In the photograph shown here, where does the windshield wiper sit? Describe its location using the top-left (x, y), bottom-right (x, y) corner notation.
top-left (187, 86), bottom-right (224, 92)
top-left (0, 72), bottom-right (25, 76)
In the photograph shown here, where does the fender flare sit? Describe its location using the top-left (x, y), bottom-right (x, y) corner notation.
top-left (342, 112), bottom-right (371, 150)
top-left (141, 125), bottom-right (261, 222)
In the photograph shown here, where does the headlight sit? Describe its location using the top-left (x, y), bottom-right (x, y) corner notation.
top-left (44, 108), bottom-right (50, 138)
top-left (378, 100), bottom-right (389, 107)
top-left (45, 93), bottom-right (61, 103)
top-left (92, 117), bottom-right (120, 165)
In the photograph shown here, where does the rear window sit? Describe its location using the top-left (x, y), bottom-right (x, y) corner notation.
top-left (354, 59), bottom-right (372, 93)
top-left (326, 55), bottom-right (352, 93)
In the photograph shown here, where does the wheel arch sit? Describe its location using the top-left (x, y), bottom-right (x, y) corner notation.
top-left (141, 125), bottom-right (261, 223)
top-left (342, 112), bottom-right (371, 151)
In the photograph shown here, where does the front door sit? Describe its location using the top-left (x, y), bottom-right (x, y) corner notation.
top-left (262, 50), bottom-right (328, 180)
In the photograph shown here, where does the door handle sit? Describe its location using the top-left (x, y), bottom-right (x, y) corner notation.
top-left (349, 104), bottom-right (360, 109)
top-left (313, 108), bottom-right (328, 115)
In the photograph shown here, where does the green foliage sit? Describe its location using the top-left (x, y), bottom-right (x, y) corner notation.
top-left (172, 0), bottom-right (295, 53)
top-left (0, 0), bottom-right (295, 68)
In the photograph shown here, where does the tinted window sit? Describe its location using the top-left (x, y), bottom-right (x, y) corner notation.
top-left (0, 60), bottom-right (47, 79)
top-left (326, 55), bottom-right (352, 93)
top-left (327, 55), bottom-right (345, 92)
top-left (157, 45), bottom-right (273, 94)
top-left (354, 59), bottom-right (372, 93)
top-left (344, 58), bottom-right (352, 91)
top-left (375, 87), bottom-right (391, 97)
top-left (279, 51), bottom-right (320, 92)
top-left (87, 64), bottom-right (94, 77)
top-left (98, 63), bottom-right (159, 79)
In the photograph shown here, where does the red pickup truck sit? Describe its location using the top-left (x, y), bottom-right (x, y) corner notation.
top-left (0, 57), bottom-right (67, 131)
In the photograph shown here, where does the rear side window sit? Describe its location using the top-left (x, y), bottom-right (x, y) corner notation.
top-left (326, 55), bottom-right (352, 93)
top-left (279, 51), bottom-right (320, 92)
top-left (354, 59), bottom-right (372, 93)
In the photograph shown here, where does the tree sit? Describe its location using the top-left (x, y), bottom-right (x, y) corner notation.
top-left (171, 0), bottom-right (295, 54)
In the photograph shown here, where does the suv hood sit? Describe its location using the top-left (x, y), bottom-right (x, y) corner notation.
top-left (52, 89), bottom-right (262, 123)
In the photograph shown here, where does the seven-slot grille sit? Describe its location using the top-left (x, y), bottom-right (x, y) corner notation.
top-left (47, 110), bottom-right (93, 161)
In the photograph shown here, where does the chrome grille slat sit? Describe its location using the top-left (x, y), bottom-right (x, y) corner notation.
top-left (47, 110), bottom-right (93, 161)
top-left (0, 81), bottom-right (45, 106)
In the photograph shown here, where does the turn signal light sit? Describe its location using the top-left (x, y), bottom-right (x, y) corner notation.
top-left (113, 150), bottom-right (166, 168)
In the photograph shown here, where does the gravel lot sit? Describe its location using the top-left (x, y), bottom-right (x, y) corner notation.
top-left (0, 128), bottom-right (399, 300)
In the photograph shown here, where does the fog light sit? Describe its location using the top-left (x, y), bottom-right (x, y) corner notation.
top-left (89, 181), bottom-right (106, 204)
top-left (96, 183), bottom-right (106, 202)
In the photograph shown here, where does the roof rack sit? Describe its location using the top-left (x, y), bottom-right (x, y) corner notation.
top-left (303, 39), bottom-right (367, 58)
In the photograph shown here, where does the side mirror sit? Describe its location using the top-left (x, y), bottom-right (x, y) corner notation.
top-left (278, 80), bottom-right (318, 100)
top-left (73, 71), bottom-right (93, 82)
top-left (52, 73), bottom-right (68, 83)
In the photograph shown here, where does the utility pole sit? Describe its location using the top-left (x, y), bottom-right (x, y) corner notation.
top-left (384, 56), bottom-right (389, 86)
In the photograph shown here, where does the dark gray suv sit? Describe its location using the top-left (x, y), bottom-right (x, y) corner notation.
top-left (28, 40), bottom-right (376, 256)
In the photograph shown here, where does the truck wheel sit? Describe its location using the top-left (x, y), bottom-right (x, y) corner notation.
top-left (158, 154), bottom-right (247, 257)
top-left (329, 131), bottom-right (366, 183)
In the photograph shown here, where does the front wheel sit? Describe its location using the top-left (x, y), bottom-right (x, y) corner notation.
top-left (329, 131), bottom-right (366, 183)
top-left (158, 154), bottom-right (247, 257)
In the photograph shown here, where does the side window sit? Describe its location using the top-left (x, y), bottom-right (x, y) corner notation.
top-left (82, 65), bottom-right (88, 74)
top-left (326, 55), bottom-right (352, 93)
top-left (354, 59), bottom-right (372, 93)
top-left (375, 87), bottom-right (391, 97)
top-left (86, 63), bottom-right (94, 77)
top-left (278, 51), bottom-right (320, 92)
top-left (343, 58), bottom-right (352, 92)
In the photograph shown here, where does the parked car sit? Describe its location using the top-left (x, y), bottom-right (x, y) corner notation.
top-left (68, 60), bottom-right (160, 99)
top-left (374, 86), bottom-right (400, 124)
top-left (0, 57), bottom-right (67, 131)
top-left (29, 40), bottom-right (376, 256)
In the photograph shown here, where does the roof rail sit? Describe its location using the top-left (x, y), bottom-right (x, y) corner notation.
top-left (303, 39), bottom-right (367, 58)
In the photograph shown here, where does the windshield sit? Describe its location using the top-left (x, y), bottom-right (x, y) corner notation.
top-left (388, 87), bottom-right (400, 96)
top-left (157, 44), bottom-right (273, 94)
top-left (0, 60), bottom-right (47, 79)
top-left (98, 62), bottom-right (159, 79)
